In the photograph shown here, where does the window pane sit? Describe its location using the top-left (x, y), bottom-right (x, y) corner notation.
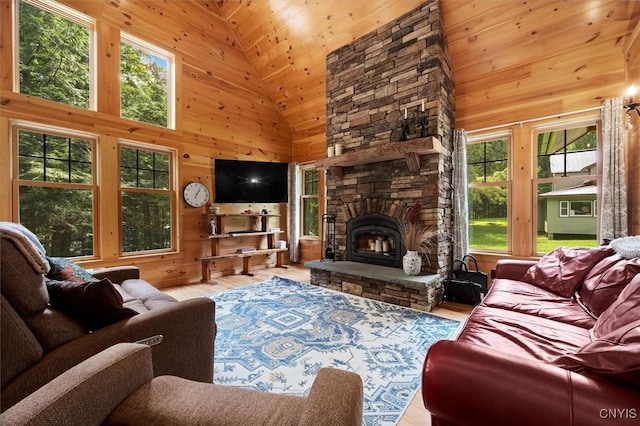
top-left (303, 169), bottom-right (319, 195)
top-left (537, 126), bottom-right (597, 178)
top-left (302, 197), bottom-right (319, 237)
top-left (468, 186), bottom-right (508, 251)
top-left (19, 186), bottom-right (94, 256)
top-left (121, 192), bottom-right (171, 252)
top-left (19, 1), bottom-right (90, 108)
top-left (121, 41), bottom-right (169, 127)
top-left (18, 130), bottom-right (93, 184)
top-left (467, 139), bottom-right (508, 183)
top-left (120, 147), bottom-right (170, 189)
top-left (536, 183), bottom-right (597, 253)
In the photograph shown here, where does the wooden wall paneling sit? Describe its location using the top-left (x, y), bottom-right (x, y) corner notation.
top-left (0, 117), bottom-right (11, 220)
top-left (96, 21), bottom-right (120, 116)
top-left (0, 0), bottom-right (12, 92)
top-left (510, 124), bottom-right (534, 257)
top-left (625, 20), bottom-right (640, 235)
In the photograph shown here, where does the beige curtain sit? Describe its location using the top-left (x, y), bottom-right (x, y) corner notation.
top-left (289, 162), bottom-right (300, 262)
top-left (600, 98), bottom-right (628, 242)
top-left (452, 129), bottom-right (469, 260)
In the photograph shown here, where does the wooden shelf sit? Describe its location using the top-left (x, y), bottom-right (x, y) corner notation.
top-left (200, 213), bottom-right (287, 281)
top-left (314, 136), bottom-right (441, 178)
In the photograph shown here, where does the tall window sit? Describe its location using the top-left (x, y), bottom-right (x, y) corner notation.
top-left (120, 33), bottom-right (174, 128)
top-left (301, 168), bottom-right (319, 237)
top-left (14, 125), bottom-right (96, 256)
top-left (17, 0), bottom-right (95, 109)
top-left (466, 136), bottom-right (510, 251)
top-left (535, 123), bottom-right (598, 253)
top-left (119, 143), bottom-right (174, 253)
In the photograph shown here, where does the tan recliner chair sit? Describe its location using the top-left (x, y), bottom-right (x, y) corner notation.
top-left (0, 343), bottom-right (364, 426)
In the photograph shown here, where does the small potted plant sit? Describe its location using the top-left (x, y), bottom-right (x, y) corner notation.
top-left (398, 203), bottom-right (437, 275)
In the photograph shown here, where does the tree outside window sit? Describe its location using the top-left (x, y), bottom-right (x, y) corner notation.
top-left (301, 168), bottom-right (319, 237)
top-left (120, 33), bottom-right (173, 128)
top-left (120, 144), bottom-right (174, 253)
top-left (17, 0), bottom-right (94, 109)
top-left (15, 127), bottom-right (95, 257)
top-left (466, 137), bottom-right (510, 251)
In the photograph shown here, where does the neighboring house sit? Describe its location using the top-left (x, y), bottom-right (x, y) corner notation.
top-left (538, 150), bottom-right (598, 239)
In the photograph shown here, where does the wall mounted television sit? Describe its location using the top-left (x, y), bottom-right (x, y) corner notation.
top-left (214, 159), bottom-right (289, 203)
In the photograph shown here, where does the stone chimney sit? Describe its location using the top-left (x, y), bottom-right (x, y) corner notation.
top-left (319, 0), bottom-right (455, 278)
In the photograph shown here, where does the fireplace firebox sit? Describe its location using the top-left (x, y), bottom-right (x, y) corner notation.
top-left (346, 214), bottom-right (405, 268)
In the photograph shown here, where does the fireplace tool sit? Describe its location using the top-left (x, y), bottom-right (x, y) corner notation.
top-left (322, 213), bottom-right (336, 261)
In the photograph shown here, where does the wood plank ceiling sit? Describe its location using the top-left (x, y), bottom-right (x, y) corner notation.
top-left (210, 0), bottom-right (640, 155)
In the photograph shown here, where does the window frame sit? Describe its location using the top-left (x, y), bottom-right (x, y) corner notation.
top-left (11, 120), bottom-right (99, 258)
top-left (466, 131), bottom-right (512, 253)
top-left (120, 31), bottom-right (176, 129)
top-left (532, 119), bottom-right (601, 254)
top-left (14, 0), bottom-right (97, 110)
top-left (118, 139), bottom-right (177, 255)
top-left (300, 165), bottom-right (320, 239)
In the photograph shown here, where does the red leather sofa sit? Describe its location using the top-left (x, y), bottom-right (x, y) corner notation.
top-left (422, 245), bottom-right (640, 426)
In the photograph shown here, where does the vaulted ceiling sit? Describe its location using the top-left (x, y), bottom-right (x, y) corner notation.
top-left (212, 0), bottom-right (640, 139)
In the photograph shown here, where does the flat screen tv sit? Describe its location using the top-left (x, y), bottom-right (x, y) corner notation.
top-left (214, 159), bottom-right (289, 203)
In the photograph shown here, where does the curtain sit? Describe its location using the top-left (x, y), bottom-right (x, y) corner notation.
top-left (600, 98), bottom-right (628, 242)
top-left (289, 162), bottom-right (301, 262)
top-left (452, 128), bottom-right (469, 260)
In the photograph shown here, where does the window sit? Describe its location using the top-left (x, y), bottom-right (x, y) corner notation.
top-left (466, 136), bottom-right (510, 251)
top-left (14, 125), bottom-right (96, 257)
top-left (535, 123), bottom-right (598, 253)
top-left (17, 0), bottom-right (95, 109)
top-left (301, 168), bottom-right (319, 237)
top-left (120, 33), bottom-right (174, 128)
top-left (119, 143), bottom-right (174, 253)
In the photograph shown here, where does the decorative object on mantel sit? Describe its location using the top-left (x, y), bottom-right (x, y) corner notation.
top-left (400, 109), bottom-right (410, 141)
top-left (416, 100), bottom-right (428, 138)
top-left (399, 202), bottom-right (437, 275)
top-left (321, 213), bottom-right (336, 261)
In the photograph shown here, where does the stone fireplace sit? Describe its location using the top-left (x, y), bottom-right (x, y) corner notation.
top-left (309, 0), bottom-right (454, 311)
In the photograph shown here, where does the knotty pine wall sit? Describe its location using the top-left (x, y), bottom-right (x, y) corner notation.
top-left (0, 0), bottom-right (292, 287)
top-left (626, 23), bottom-right (640, 236)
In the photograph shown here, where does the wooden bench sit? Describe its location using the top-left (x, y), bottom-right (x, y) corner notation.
top-left (200, 248), bottom-right (288, 281)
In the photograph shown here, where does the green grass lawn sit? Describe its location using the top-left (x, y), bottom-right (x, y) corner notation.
top-left (469, 218), bottom-right (597, 253)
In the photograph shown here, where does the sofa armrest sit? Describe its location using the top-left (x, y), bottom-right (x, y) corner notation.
top-left (0, 343), bottom-right (152, 426)
top-left (423, 340), bottom-right (640, 426)
top-left (2, 298), bottom-right (215, 410)
top-left (494, 259), bottom-right (537, 281)
top-left (299, 367), bottom-right (363, 426)
top-left (89, 266), bottom-right (140, 283)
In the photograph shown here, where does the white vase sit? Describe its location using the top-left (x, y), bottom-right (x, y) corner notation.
top-left (403, 250), bottom-right (421, 275)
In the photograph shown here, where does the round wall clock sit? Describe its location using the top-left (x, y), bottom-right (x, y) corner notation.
top-left (183, 182), bottom-right (210, 208)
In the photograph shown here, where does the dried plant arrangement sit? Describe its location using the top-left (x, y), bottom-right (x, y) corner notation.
top-left (398, 202), bottom-right (438, 257)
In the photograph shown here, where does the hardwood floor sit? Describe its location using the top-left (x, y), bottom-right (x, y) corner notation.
top-left (162, 263), bottom-right (472, 426)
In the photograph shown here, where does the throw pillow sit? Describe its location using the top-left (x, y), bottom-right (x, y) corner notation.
top-left (46, 257), bottom-right (99, 283)
top-left (552, 277), bottom-right (640, 388)
top-left (577, 256), bottom-right (640, 317)
top-left (523, 246), bottom-right (614, 297)
top-left (45, 278), bottom-right (138, 330)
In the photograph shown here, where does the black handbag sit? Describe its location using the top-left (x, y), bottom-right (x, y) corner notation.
top-left (444, 255), bottom-right (488, 306)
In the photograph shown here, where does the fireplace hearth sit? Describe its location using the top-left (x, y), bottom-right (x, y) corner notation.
top-left (347, 214), bottom-right (404, 268)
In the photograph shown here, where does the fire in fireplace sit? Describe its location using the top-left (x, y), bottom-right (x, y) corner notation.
top-left (346, 214), bottom-right (405, 268)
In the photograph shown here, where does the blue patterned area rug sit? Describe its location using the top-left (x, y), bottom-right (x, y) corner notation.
top-left (210, 276), bottom-right (460, 426)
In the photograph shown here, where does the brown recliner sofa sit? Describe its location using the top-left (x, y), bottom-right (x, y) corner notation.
top-left (423, 244), bottom-right (640, 426)
top-left (1, 230), bottom-right (216, 412)
top-left (0, 343), bottom-right (364, 426)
